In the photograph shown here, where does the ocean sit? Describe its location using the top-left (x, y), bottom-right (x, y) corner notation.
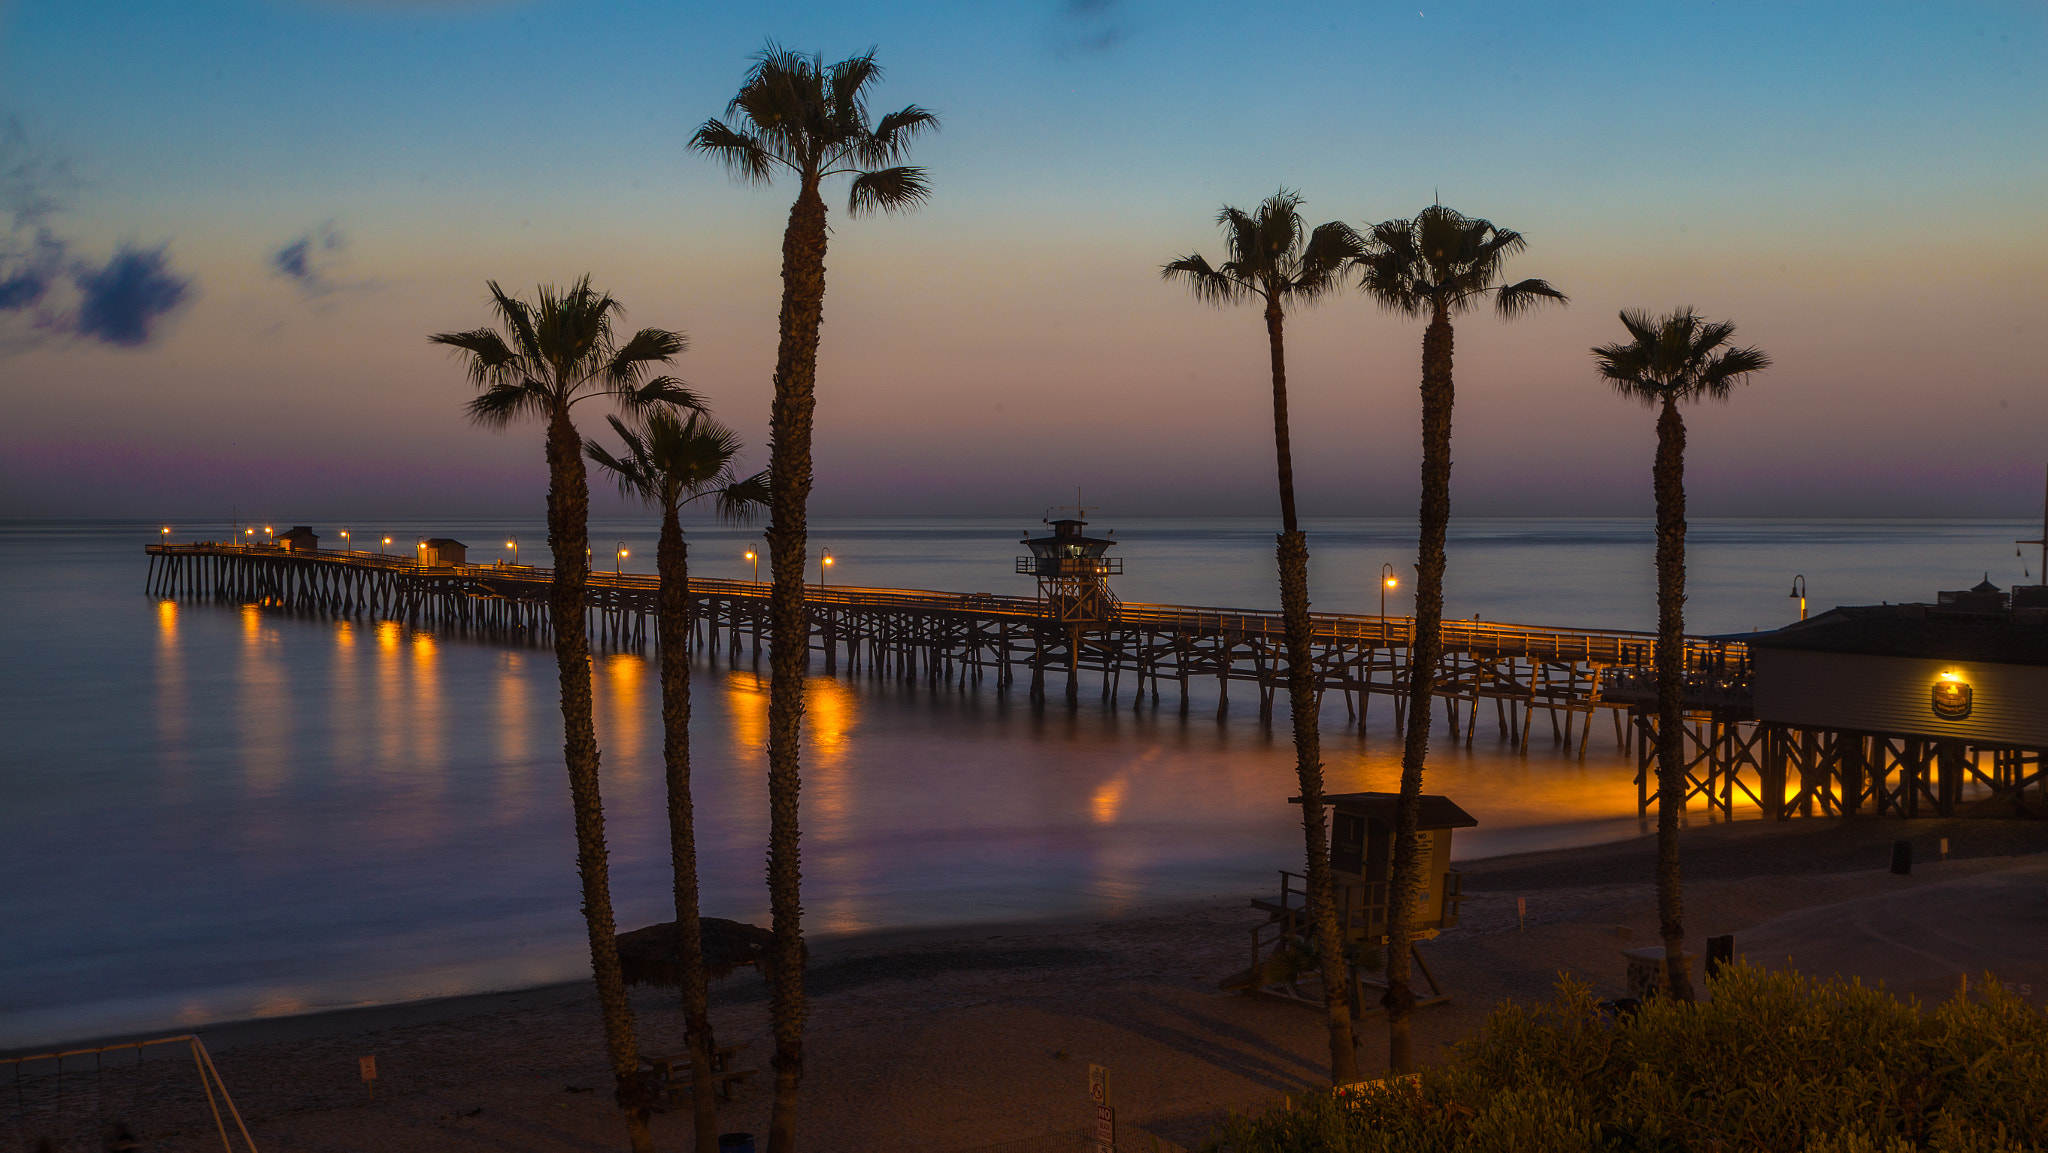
top-left (0, 515), bottom-right (2033, 1048)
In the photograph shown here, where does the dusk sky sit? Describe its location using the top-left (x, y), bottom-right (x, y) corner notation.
top-left (1, 1), bottom-right (2041, 520)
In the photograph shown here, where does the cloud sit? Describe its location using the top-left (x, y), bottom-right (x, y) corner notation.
top-left (73, 244), bottom-right (193, 347)
top-left (270, 220), bottom-right (376, 299)
top-left (1052, 0), bottom-right (1130, 56)
top-left (0, 115), bottom-right (197, 353)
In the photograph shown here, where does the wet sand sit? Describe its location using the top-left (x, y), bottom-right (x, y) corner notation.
top-left (8, 817), bottom-right (2043, 1152)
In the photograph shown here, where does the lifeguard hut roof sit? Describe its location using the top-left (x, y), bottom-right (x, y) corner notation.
top-left (424, 537), bottom-right (466, 548)
top-left (1748, 605), bottom-right (2048, 666)
top-left (1290, 792), bottom-right (1479, 829)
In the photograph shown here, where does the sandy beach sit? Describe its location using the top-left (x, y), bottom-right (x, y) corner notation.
top-left (8, 816), bottom-right (2044, 1152)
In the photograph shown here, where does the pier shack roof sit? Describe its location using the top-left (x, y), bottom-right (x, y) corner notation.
top-left (1747, 603), bottom-right (2048, 666)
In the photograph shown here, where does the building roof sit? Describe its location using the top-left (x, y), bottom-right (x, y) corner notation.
top-left (1747, 604), bottom-right (2048, 666)
top-left (278, 526), bottom-right (317, 539)
top-left (1291, 792), bottom-right (1479, 829)
top-left (424, 538), bottom-right (466, 548)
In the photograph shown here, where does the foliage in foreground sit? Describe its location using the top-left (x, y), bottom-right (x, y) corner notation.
top-left (1208, 965), bottom-right (2048, 1153)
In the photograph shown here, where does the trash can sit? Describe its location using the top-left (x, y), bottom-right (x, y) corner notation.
top-left (718, 1135), bottom-right (755, 1153)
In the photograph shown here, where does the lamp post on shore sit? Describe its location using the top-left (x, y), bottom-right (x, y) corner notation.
top-left (1789, 575), bottom-right (1808, 622)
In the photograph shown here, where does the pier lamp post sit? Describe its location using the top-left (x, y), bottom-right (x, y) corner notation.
top-left (416, 538), bottom-right (427, 567)
top-left (1789, 575), bottom-right (1808, 622)
top-left (339, 527), bottom-right (351, 552)
top-left (380, 536), bottom-right (391, 555)
top-left (745, 549), bottom-right (758, 585)
top-left (506, 537), bottom-right (519, 566)
top-left (244, 527), bottom-right (255, 548)
top-left (1380, 563), bottom-right (1398, 620)
top-left (265, 525), bottom-right (274, 544)
top-left (819, 550), bottom-right (834, 588)
top-left (160, 526), bottom-right (171, 546)
top-left (616, 542), bottom-right (628, 574)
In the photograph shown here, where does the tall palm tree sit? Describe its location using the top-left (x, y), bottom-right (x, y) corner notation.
top-left (689, 45), bottom-right (937, 1150)
top-left (1353, 205), bottom-right (1565, 1073)
top-left (430, 279), bottom-right (698, 1153)
top-left (588, 407), bottom-right (768, 1152)
top-left (1162, 189), bottom-right (1363, 1084)
top-left (1593, 307), bottom-right (1770, 1003)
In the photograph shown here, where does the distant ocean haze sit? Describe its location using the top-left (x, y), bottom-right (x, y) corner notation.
top-left (0, 516), bottom-right (2032, 1048)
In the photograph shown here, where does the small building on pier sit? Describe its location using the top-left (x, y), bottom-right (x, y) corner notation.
top-left (1017, 518), bottom-right (1122, 626)
top-left (421, 538), bottom-right (467, 567)
top-left (277, 526), bottom-right (319, 553)
top-left (1749, 597), bottom-right (2048, 749)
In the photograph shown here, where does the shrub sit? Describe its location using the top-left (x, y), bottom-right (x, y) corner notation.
top-left (1206, 965), bottom-right (2048, 1152)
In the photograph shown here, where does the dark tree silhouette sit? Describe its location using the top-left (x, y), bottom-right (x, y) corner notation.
top-left (589, 406), bottom-right (767, 1150)
top-left (430, 278), bottom-right (698, 1152)
top-left (689, 46), bottom-right (936, 1150)
top-left (1353, 206), bottom-right (1565, 1072)
top-left (1593, 306), bottom-right (1771, 1003)
top-left (1163, 189), bottom-right (1364, 1084)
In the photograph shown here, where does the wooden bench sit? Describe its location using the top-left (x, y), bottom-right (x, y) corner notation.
top-left (639, 1043), bottom-right (757, 1110)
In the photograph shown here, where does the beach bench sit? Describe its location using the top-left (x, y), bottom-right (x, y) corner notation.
top-left (639, 1043), bottom-right (757, 1110)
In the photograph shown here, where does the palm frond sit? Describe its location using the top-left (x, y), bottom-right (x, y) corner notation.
top-left (716, 468), bottom-right (772, 524)
top-left (634, 377), bottom-right (706, 411)
top-left (1495, 277), bottom-right (1569, 319)
top-left (1161, 253), bottom-right (1252, 306)
top-left (466, 380), bottom-right (549, 428)
top-left (865, 105), bottom-right (941, 163)
top-left (1593, 306), bottom-right (1769, 407)
top-left (689, 118), bottom-right (777, 184)
top-left (847, 166), bottom-right (932, 216)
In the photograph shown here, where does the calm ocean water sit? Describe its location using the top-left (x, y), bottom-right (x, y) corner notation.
top-left (0, 516), bottom-right (2033, 1048)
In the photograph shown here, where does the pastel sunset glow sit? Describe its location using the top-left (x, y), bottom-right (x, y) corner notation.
top-left (2, 1), bottom-right (2041, 518)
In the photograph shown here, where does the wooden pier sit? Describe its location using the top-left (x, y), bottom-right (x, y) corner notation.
top-left (145, 542), bottom-right (2042, 820)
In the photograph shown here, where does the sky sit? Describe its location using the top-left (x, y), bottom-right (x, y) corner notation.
top-left (0, 0), bottom-right (2042, 521)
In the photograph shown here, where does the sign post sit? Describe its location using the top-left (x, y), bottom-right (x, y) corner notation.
top-left (359, 1055), bottom-right (378, 1100)
top-left (1088, 1064), bottom-right (1114, 1152)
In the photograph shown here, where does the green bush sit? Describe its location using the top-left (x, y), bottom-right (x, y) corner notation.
top-left (1206, 965), bottom-right (2048, 1152)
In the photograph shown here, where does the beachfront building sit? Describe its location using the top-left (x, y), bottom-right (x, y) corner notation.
top-left (1746, 584), bottom-right (2047, 816)
top-left (276, 526), bottom-right (319, 553)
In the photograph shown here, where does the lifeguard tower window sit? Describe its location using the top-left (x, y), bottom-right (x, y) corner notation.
top-left (1332, 814), bottom-right (1367, 876)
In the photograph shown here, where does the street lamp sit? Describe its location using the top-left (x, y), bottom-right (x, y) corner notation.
top-left (745, 549), bottom-right (758, 584)
top-left (160, 526), bottom-right (171, 546)
top-left (1380, 563), bottom-right (1398, 620)
top-left (245, 526), bottom-right (255, 542)
top-left (616, 541), bottom-right (628, 574)
top-left (380, 535), bottom-right (391, 555)
top-left (264, 525), bottom-right (274, 544)
top-left (819, 549), bottom-right (834, 588)
top-left (1789, 574), bottom-right (1808, 622)
top-left (339, 527), bottom-right (351, 551)
top-left (506, 536), bottom-right (519, 566)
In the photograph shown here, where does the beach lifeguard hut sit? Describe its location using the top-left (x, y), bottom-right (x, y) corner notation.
top-left (1222, 792), bottom-right (1477, 1015)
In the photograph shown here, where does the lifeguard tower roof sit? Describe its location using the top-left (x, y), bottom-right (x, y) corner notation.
top-left (1289, 792), bottom-right (1479, 829)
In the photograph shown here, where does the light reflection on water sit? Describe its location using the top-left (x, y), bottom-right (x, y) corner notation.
top-left (3, 517), bottom-right (2033, 1048)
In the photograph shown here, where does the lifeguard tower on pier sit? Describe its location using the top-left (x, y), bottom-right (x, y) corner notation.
top-left (1017, 510), bottom-right (1123, 704)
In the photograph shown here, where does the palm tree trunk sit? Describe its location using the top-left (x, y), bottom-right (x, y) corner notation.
top-left (544, 405), bottom-right (652, 1151)
top-left (1385, 301), bottom-right (1454, 1074)
top-left (1264, 299), bottom-right (1358, 1084)
top-left (765, 178), bottom-right (829, 1153)
top-left (1653, 395), bottom-right (1694, 1001)
top-left (657, 503), bottom-right (718, 1150)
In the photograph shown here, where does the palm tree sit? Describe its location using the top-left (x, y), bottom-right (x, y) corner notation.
top-left (429, 279), bottom-right (697, 1153)
top-left (689, 45), bottom-right (937, 1149)
top-left (588, 407), bottom-right (767, 1152)
top-left (1162, 189), bottom-right (1363, 1084)
top-left (1353, 205), bottom-right (1565, 1073)
top-left (1593, 307), bottom-right (1770, 1003)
